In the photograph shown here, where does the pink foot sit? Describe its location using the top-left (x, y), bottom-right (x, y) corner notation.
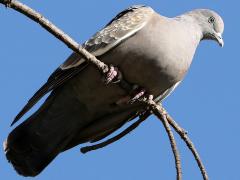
top-left (129, 88), bottom-right (147, 104)
top-left (116, 86), bottom-right (150, 105)
top-left (104, 65), bottom-right (121, 84)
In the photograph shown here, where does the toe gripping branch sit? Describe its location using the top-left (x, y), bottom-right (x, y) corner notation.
top-left (104, 65), bottom-right (150, 104)
top-left (104, 65), bottom-right (122, 84)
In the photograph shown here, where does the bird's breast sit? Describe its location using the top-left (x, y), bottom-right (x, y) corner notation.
top-left (100, 14), bottom-right (200, 96)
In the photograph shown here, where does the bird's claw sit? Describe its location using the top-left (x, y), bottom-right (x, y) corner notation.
top-left (128, 85), bottom-right (155, 104)
top-left (128, 88), bottom-right (147, 104)
top-left (104, 65), bottom-right (122, 84)
top-left (116, 84), bottom-right (152, 105)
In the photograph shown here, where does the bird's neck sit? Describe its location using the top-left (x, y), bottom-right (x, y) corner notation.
top-left (174, 15), bottom-right (203, 45)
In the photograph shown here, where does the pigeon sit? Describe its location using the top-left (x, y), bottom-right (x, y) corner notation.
top-left (4, 5), bottom-right (224, 177)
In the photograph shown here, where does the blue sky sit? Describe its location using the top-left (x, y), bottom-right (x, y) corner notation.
top-left (0, 0), bottom-right (239, 180)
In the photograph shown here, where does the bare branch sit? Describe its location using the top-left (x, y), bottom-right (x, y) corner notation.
top-left (164, 110), bottom-right (209, 180)
top-left (0, 0), bottom-right (109, 73)
top-left (145, 99), bottom-right (182, 180)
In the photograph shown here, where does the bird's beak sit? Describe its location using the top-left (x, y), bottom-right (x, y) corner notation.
top-left (214, 32), bottom-right (224, 47)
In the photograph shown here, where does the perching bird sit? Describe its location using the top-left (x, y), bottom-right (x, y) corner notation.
top-left (4, 5), bottom-right (224, 176)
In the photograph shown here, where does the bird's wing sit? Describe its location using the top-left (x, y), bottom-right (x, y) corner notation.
top-left (60, 5), bottom-right (154, 69)
top-left (12, 5), bottom-right (154, 125)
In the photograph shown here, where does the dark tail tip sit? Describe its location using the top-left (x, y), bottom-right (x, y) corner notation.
top-left (3, 138), bottom-right (40, 177)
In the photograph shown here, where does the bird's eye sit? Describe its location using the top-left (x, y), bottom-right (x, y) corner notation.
top-left (208, 16), bottom-right (215, 24)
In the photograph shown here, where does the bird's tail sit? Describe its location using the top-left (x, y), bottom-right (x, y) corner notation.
top-left (3, 92), bottom-right (80, 177)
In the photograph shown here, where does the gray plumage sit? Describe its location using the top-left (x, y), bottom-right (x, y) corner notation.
top-left (4, 5), bottom-right (224, 176)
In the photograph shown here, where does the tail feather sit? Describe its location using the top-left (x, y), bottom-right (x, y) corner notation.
top-left (4, 92), bottom-right (82, 177)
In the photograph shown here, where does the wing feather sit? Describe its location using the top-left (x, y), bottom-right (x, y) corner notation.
top-left (11, 62), bottom-right (88, 125)
top-left (61, 5), bottom-right (154, 69)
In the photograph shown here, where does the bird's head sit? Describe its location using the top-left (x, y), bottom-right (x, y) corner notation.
top-left (188, 9), bottom-right (224, 47)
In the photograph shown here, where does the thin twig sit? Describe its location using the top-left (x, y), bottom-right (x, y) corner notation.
top-left (0, 0), bottom-right (109, 74)
top-left (81, 112), bottom-right (150, 154)
top-left (145, 99), bottom-right (182, 180)
top-left (163, 109), bottom-right (209, 180)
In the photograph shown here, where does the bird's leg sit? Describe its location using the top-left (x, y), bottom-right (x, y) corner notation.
top-left (116, 85), bottom-right (152, 105)
top-left (128, 85), bottom-right (147, 104)
top-left (104, 65), bottom-right (122, 84)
